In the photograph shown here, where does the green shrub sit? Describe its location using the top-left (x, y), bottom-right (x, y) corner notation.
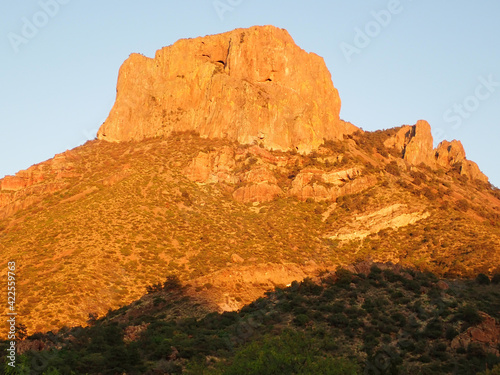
top-left (293, 314), bottom-right (310, 327)
top-left (492, 274), bottom-right (500, 284)
top-left (212, 331), bottom-right (359, 375)
top-left (476, 273), bottom-right (491, 285)
top-left (445, 326), bottom-right (458, 340)
top-left (328, 313), bottom-right (349, 326)
top-left (457, 305), bottom-right (484, 325)
top-left (477, 364), bottom-right (500, 375)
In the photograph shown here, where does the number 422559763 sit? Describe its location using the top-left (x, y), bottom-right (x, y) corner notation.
top-left (7, 261), bottom-right (16, 311)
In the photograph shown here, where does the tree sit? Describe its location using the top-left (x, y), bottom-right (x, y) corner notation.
top-left (16, 323), bottom-right (28, 340)
top-left (87, 312), bottom-right (98, 326)
top-left (163, 275), bottom-right (182, 291)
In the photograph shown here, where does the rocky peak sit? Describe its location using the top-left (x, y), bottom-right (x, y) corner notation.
top-left (435, 140), bottom-right (466, 167)
top-left (384, 120), bottom-right (435, 166)
top-left (384, 121), bottom-right (488, 182)
top-left (97, 25), bottom-right (357, 153)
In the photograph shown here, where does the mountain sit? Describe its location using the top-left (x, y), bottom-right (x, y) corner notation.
top-left (1, 25), bottom-right (499, 343)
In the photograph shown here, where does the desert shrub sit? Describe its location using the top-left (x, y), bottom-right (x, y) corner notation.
top-left (329, 302), bottom-right (345, 314)
top-left (402, 278), bottom-right (421, 293)
top-left (383, 269), bottom-right (403, 283)
top-left (445, 326), bottom-right (459, 340)
top-left (410, 170), bottom-right (427, 181)
top-left (153, 297), bottom-right (166, 306)
top-left (424, 318), bottom-right (444, 339)
top-left (477, 364), bottom-right (500, 375)
top-left (422, 187), bottom-right (436, 200)
top-left (146, 282), bottom-right (163, 294)
top-left (391, 312), bottom-right (407, 327)
top-left (476, 273), bottom-right (491, 285)
top-left (335, 267), bottom-right (354, 287)
top-left (163, 275), bottom-right (182, 291)
top-left (456, 199), bottom-right (470, 212)
top-left (300, 278), bottom-right (324, 296)
top-left (323, 139), bottom-right (346, 153)
top-left (328, 313), bottom-right (349, 326)
top-left (336, 194), bottom-right (365, 212)
top-left (385, 161), bottom-right (401, 176)
top-left (293, 314), bottom-right (310, 327)
top-left (457, 304), bottom-right (483, 325)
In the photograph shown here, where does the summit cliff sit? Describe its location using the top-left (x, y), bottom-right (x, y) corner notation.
top-left (97, 25), bottom-right (357, 153)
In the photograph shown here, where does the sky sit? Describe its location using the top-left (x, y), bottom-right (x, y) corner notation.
top-left (1, 1), bottom-right (499, 187)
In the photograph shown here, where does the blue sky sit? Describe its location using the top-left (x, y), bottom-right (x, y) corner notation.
top-left (1, 1), bottom-right (499, 187)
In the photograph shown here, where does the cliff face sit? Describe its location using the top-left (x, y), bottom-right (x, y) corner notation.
top-left (97, 25), bottom-right (358, 153)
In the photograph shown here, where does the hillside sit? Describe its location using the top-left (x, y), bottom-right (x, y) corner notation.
top-left (0, 25), bottom-right (499, 343)
top-left (1, 129), bottom-right (499, 338)
top-left (3, 263), bottom-right (499, 374)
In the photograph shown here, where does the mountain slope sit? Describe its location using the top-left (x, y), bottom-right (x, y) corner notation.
top-left (4, 264), bottom-right (499, 374)
top-left (0, 26), bottom-right (499, 339)
top-left (1, 129), bottom-right (499, 337)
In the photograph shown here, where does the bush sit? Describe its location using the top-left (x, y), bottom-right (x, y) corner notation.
top-left (214, 331), bottom-right (360, 375)
top-left (328, 313), bottom-right (349, 326)
top-left (477, 364), bottom-right (500, 375)
top-left (293, 314), bottom-right (310, 327)
top-left (299, 278), bottom-right (323, 296)
top-left (146, 282), bottom-right (163, 294)
top-left (476, 273), bottom-right (491, 285)
top-left (385, 161), bottom-right (401, 176)
top-left (163, 275), bottom-right (182, 291)
top-left (456, 199), bottom-right (470, 212)
top-left (458, 305), bottom-right (483, 325)
top-left (445, 326), bottom-right (458, 340)
top-left (335, 268), bottom-right (354, 286)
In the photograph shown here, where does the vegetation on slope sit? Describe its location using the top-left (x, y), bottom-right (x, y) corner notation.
top-left (1, 131), bottom-right (500, 336)
top-left (2, 265), bottom-right (499, 374)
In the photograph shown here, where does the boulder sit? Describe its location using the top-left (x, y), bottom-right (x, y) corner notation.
top-left (232, 183), bottom-right (282, 203)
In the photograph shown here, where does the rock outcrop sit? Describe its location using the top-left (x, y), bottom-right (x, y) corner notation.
top-left (329, 204), bottom-right (431, 242)
top-left (402, 120), bottom-right (435, 166)
top-left (289, 167), bottom-right (376, 201)
top-left (232, 183), bottom-right (282, 203)
top-left (384, 120), bottom-right (434, 166)
top-left (435, 140), bottom-right (488, 182)
top-left (384, 121), bottom-right (488, 182)
top-left (451, 313), bottom-right (500, 356)
top-left (0, 151), bottom-right (82, 219)
top-left (97, 25), bottom-right (358, 153)
top-left (184, 146), bottom-right (237, 184)
top-left (435, 140), bottom-right (467, 168)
